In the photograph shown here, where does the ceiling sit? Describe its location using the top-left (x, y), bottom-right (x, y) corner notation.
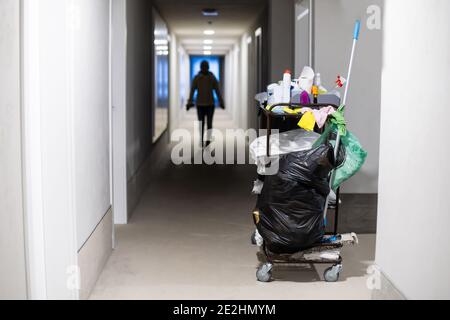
top-left (153, 0), bottom-right (267, 55)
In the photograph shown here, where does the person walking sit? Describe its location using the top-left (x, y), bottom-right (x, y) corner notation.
top-left (187, 60), bottom-right (225, 147)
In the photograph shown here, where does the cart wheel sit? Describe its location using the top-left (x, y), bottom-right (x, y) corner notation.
top-left (251, 230), bottom-right (264, 247)
top-left (256, 263), bottom-right (273, 283)
top-left (324, 264), bottom-right (342, 282)
top-left (251, 231), bottom-right (257, 245)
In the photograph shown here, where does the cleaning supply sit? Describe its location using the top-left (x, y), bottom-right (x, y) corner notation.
top-left (282, 70), bottom-right (292, 103)
top-left (267, 83), bottom-right (283, 105)
top-left (300, 90), bottom-right (311, 105)
top-left (291, 87), bottom-right (303, 104)
top-left (312, 85), bottom-right (319, 104)
top-left (322, 20), bottom-right (362, 218)
top-left (335, 75), bottom-right (347, 88)
top-left (267, 83), bottom-right (284, 105)
top-left (330, 75), bottom-right (347, 99)
top-left (301, 106), bottom-right (336, 129)
top-left (315, 73), bottom-right (328, 94)
top-left (298, 112), bottom-right (316, 131)
top-left (298, 66), bottom-right (315, 93)
top-left (282, 107), bottom-right (298, 115)
top-left (267, 83), bottom-right (276, 105)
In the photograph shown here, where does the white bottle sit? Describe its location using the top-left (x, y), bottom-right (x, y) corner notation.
top-left (273, 85), bottom-right (284, 104)
top-left (282, 70), bottom-right (292, 104)
top-left (315, 73), bottom-right (322, 87)
top-left (267, 83), bottom-right (278, 105)
top-left (315, 72), bottom-right (328, 94)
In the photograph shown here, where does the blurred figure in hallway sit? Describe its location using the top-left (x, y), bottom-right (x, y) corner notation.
top-left (187, 60), bottom-right (225, 147)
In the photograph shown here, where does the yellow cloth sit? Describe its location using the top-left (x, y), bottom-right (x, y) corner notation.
top-left (298, 111), bottom-right (316, 131)
top-left (283, 107), bottom-right (307, 115)
top-left (283, 107), bottom-right (298, 115)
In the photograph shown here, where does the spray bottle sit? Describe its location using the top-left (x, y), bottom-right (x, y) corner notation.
top-left (282, 70), bottom-right (292, 104)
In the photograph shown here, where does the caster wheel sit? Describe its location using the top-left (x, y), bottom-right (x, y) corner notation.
top-left (251, 230), bottom-right (264, 247)
top-left (324, 264), bottom-right (342, 282)
top-left (256, 263), bottom-right (273, 282)
top-left (251, 231), bottom-right (257, 245)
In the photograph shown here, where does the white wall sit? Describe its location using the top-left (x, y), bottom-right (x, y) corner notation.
top-left (111, 0), bottom-right (128, 224)
top-left (294, 0), bottom-right (310, 76)
top-left (125, 0), bottom-right (153, 181)
top-left (240, 35), bottom-right (249, 130)
top-left (376, 0), bottom-right (450, 300)
top-left (169, 33), bottom-right (179, 133)
top-left (268, 0), bottom-right (295, 82)
top-left (169, 33), bottom-right (190, 134)
top-left (314, 0), bottom-right (383, 194)
top-left (73, 0), bottom-right (112, 250)
top-left (223, 43), bottom-right (244, 129)
top-left (0, 0), bottom-right (27, 299)
top-left (231, 45), bottom-right (242, 128)
top-left (173, 43), bottom-right (190, 126)
top-left (22, 0), bottom-right (112, 299)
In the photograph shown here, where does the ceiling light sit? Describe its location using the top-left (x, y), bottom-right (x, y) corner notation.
top-left (202, 8), bottom-right (219, 17)
top-left (154, 39), bottom-right (168, 45)
top-left (156, 45), bottom-right (169, 51)
top-left (203, 45), bottom-right (212, 50)
top-left (157, 50), bottom-right (169, 56)
top-left (203, 51), bottom-right (212, 56)
top-left (203, 39), bottom-right (214, 45)
top-left (203, 30), bottom-right (215, 35)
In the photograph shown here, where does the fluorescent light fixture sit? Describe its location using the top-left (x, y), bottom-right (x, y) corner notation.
top-left (203, 51), bottom-right (212, 55)
top-left (203, 45), bottom-right (212, 50)
top-left (154, 39), bottom-right (168, 45)
top-left (157, 50), bottom-right (169, 56)
top-left (203, 30), bottom-right (215, 35)
top-left (202, 8), bottom-right (219, 17)
top-left (156, 45), bottom-right (169, 51)
top-left (203, 39), bottom-right (214, 45)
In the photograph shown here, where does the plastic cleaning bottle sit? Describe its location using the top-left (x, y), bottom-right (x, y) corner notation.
top-left (315, 73), bottom-right (328, 94)
top-left (312, 85), bottom-right (319, 104)
top-left (282, 70), bottom-right (292, 104)
top-left (267, 83), bottom-right (278, 105)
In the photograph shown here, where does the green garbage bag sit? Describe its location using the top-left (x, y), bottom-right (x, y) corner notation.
top-left (314, 108), bottom-right (368, 191)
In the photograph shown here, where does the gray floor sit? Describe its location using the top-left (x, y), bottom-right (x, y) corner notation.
top-left (90, 110), bottom-right (377, 300)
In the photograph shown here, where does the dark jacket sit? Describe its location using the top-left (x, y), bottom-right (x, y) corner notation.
top-left (188, 72), bottom-right (224, 107)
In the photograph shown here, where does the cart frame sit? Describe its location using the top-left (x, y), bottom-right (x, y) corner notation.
top-left (259, 101), bottom-right (342, 236)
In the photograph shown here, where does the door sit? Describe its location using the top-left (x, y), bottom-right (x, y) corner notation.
top-left (295, 0), bottom-right (314, 74)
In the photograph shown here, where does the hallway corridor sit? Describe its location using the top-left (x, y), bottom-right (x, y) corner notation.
top-left (89, 111), bottom-right (376, 300)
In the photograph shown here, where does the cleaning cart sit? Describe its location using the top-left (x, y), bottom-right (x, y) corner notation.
top-left (251, 21), bottom-right (364, 283)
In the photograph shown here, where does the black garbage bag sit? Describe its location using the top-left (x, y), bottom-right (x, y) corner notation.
top-left (255, 144), bottom-right (335, 254)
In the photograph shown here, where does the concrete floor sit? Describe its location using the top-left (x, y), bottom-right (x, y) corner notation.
top-left (90, 110), bottom-right (376, 300)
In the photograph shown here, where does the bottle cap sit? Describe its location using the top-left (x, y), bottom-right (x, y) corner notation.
top-left (284, 69), bottom-right (291, 74)
top-left (312, 85), bottom-right (319, 96)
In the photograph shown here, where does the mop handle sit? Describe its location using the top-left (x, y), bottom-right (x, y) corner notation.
top-left (343, 20), bottom-right (361, 106)
top-left (353, 20), bottom-right (361, 40)
top-left (323, 20), bottom-right (361, 220)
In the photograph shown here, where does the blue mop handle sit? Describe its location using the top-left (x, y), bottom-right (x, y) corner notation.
top-left (353, 20), bottom-right (361, 40)
top-left (323, 20), bottom-right (362, 221)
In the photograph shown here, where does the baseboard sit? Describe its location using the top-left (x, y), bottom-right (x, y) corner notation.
top-left (77, 209), bottom-right (113, 300)
top-left (371, 267), bottom-right (407, 300)
top-left (127, 131), bottom-right (170, 220)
